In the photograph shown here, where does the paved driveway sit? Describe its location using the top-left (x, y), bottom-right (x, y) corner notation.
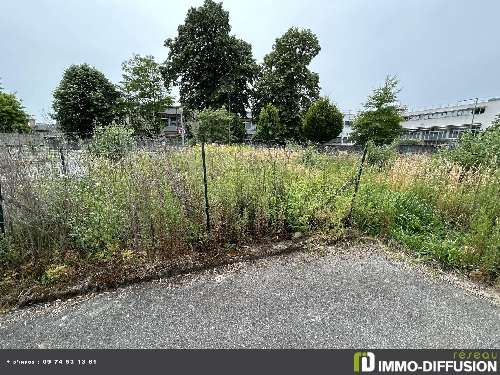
top-left (1, 244), bottom-right (499, 348)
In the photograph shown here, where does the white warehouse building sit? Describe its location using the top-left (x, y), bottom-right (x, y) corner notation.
top-left (336, 97), bottom-right (500, 145)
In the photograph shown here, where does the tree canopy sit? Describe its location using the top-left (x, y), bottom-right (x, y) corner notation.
top-left (192, 107), bottom-right (236, 144)
top-left (0, 90), bottom-right (30, 133)
top-left (0, 92), bottom-right (31, 133)
top-left (53, 64), bottom-right (120, 138)
top-left (253, 27), bottom-right (321, 141)
top-left (119, 54), bottom-right (173, 135)
top-left (0, 77), bottom-right (30, 133)
top-left (254, 103), bottom-right (283, 142)
top-left (162, 0), bottom-right (258, 117)
top-left (351, 75), bottom-right (404, 146)
top-left (227, 112), bottom-right (246, 143)
top-left (302, 97), bottom-right (343, 143)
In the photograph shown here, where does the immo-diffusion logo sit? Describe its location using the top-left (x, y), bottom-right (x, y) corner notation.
top-left (354, 352), bottom-right (376, 373)
top-left (353, 351), bottom-right (498, 374)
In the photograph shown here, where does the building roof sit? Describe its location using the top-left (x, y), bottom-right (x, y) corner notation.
top-left (33, 122), bottom-right (57, 132)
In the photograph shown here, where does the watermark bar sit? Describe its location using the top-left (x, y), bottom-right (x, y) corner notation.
top-left (0, 350), bottom-right (497, 375)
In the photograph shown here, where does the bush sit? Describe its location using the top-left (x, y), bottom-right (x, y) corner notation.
top-left (191, 108), bottom-right (234, 144)
top-left (88, 125), bottom-right (135, 161)
top-left (441, 120), bottom-right (500, 170)
top-left (366, 140), bottom-right (397, 168)
top-left (302, 97), bottom-right (343, 143)
top-left (354, 156), bottom-right (499, 280)
top-left (41, 265), bottom-right (69, 285)
top-left (255, 103), bottom-right (283, 142)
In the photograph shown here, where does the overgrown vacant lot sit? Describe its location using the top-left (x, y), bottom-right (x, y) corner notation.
top-left (0, 145), bottom-right (498, 308)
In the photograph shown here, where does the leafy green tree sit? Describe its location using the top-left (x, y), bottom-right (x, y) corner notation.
top-left (162, 0), bottom-right (258, 117)
top-left (302, 97), bottom-right (343, 142)
top-left (0, 91), bottom-right (30, 133)
top-left (228, 112), bottom-right (246, 143)
top-left (351, 75), bottom-right (405, 146)
top-left (255, 103), bottom-right (283, 142)
top-left (119, 54), bottom-right (173, 135)
top-left (192, 108), bottom-right (236, 144)
top-left (53, 64), bottom-right (120, 138)
top-left (254, 27), bottom-right (321, 141)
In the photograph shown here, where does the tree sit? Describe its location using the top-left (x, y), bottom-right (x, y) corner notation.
top-left (254, 103), bottom-right (283, 142)
top-left (53, 64), bottom-right (120, 138)
top-left (253, 27), bottom-right (321, 141)
top-left (228, 112), bottom-right (246, 143)
top-left (119, 54), bottom-right (173, 135)
top-left (0, 90), bottom-right (30, 133)
top-left (351, 75), bottom-right (405, 146)
top-left (162, 0), bottom-right (258, 117)
top-left (192, 108), bottom-right (234, 144)
top-left (302, 97), bottom-right (343, 143)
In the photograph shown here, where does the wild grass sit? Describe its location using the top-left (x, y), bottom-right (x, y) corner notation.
top-left (0, 144), bottom-right (498, 302)
top-left (355, 155), bottom-right (499, 280)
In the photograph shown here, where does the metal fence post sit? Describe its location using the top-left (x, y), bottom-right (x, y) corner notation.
top-left (201, 142), bottom-right (210, 233)
top-left (346, 145), bottom-right (368, 226)
top-left (0, 180), bottom-right (5, 235)
top-left (59, 147), bottom-right (67, 175)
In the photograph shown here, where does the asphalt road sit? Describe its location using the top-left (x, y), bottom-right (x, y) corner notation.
top-left (1, 243), bottom-right (499, 348)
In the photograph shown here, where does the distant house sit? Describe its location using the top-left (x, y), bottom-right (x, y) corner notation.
top-left (242, 110), bottom-right (256, 139)
top-left (32, 122), bottom-right (58, 133)
top-left (158, 106), bottom-right (184, 138)
top-left (328, 111), bottom-right (356, 146)
top-left (26, 115), bottom-right (58, 134)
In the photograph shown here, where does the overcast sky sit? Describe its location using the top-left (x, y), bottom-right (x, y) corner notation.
top-left (1, 0), bottom-right (499, 120)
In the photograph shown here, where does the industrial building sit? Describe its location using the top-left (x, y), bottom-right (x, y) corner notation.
top-left (400, 97), bottom-right (500, 144)
top-left (336, 97), bottom-right (500, 145)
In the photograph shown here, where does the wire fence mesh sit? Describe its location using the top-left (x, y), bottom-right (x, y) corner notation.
top-left (0, 141), bottom-right (364, 270)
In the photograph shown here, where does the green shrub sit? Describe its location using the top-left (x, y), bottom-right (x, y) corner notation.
top-left (354, 160), bottom-right (499, 280)
top-left (41, 265), bottom-right (68, 285)
top-left (191, 108), bottom-right (234, 144)
top-left (88, 124), bottom-right (135, 160)
top-left (302, 97), bottom-right (343, 143)
top-left (228, 112), bottom-right (246, 143)
top-left (0, 235), bottom-right (19, 269)
top-left (441, 119), bottom-right (500, 170)
top-left (366, 141), bottom-right (397, 168)
top-left (255, 104), bottom-right (283, 142)
top-left (0, 91), bottom-right (30, 133)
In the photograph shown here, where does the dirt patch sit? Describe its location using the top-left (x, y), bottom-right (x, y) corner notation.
top-left (2, 232), bottom-right (498, 314)
top-left (0, 235), bottom-right (331, 312)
